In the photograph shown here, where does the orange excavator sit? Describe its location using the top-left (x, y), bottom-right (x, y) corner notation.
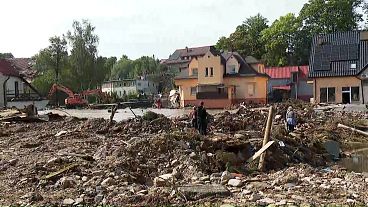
top-left (48, 84), bottom-right (87, 108)
top-left (80, 88), bottom-right (111, 104)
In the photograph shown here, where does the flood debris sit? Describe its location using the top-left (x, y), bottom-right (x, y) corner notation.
top-left (0, 103), bottom-right (368, 205)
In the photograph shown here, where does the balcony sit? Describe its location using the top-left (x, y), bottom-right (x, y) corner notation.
top-left (196, 91), bottom-right (228, 99)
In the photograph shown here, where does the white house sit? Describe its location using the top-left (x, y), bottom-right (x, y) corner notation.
top-left (102, 78), bottom-right (158, 98)
top-left (0, 59), bottom-right (47, 109)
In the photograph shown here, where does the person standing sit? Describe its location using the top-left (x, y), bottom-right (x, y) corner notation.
top-left (286, 106), bottom-right (296, 132)
top-left (197, 101), bottom-right (208, 135)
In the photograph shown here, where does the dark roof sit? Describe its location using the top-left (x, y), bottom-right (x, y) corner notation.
top-left (7, 58), bottom-right (37, 81)
top-left (221, 52), bottom-right (267, 77)
top-left (165, 46), bottom-right (218, 65)
top-left (0, 59), bottom-right (20, 77)
top-left (309, 31), bottom-right (368, 78)
top-left (245, 56), bottom-right (261, 64)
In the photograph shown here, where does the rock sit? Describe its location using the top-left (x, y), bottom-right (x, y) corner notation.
top-left (241, 189), bottom-right (252, 196)
top-left (221, 171), bottom-right (234, 183)
top-left (249, 193), bottom-right (262, 202)
top-left (319, 183), bottom-right (331, 189)
top-left (220, 205), bottom-right (235, 207)
top-left (228, 179), bottom-right (243, 187)
top-left (56, 177), bottom-right (76, 189)
top-left (101, 178), bottom-right (115, 187)
top-left (199, 175), bottom-right (210, 181)
top-left (137, 190), bottom-right (148, 195)
top-left (93, 145), bottom-right (107, 161)
top-left (82, 176), bottom-right (88, 182)
top-left (45, 157), bottom-right (63, 167)
top-left (275, 200), bottom-right (287, 205)
top-left (55, 130), bottom-right (68, 137)
top-left (8, 158), bottom-right (18, 166)
top-left (275, 114), bottom-right (282, 120)
top-left (189, 152), bottom-right (196, 158)
top-left (234, 134), bottom-right (245, 139)
top-left (154, 173), bottom-right (174, 187)
top-left (171, 159), bottom-right (178, 166)
top-left (63, 198), bottom-right (74, 205)
top-left (291, 195), bottom-right (305, 201)
top-left (94, 194), bottom-right (104, 203)
top-left (178, 184), bottom-right (230, 199)
top-left (258, 197), bottom-right (275, 205)
top-left (74, 197), bottom-right (83, 205)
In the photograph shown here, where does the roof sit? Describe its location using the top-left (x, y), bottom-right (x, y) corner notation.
top-left (244, 56), bottom-right (261, 64)
top-left (7, 58), bottom-right (37, 81)
top-left (165, 46), bottom-right (218, 65)
top-left (309, 31), bottom-right (368, 78)
top-left (265, 66), bottom-right (309, 79)
top-left (0, 59), bottom-right (20, 77)
top-left (221, 52), bottom-right (262, 76)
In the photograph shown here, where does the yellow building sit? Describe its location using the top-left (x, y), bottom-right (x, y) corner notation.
top-left (174, 48), bottom-right (269, 108)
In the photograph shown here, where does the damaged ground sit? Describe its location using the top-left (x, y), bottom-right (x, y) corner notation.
top-left (0, 103), bottom-right (368, 206)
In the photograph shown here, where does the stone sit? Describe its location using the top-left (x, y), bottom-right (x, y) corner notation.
top-left (171, 159), bottom-right (178, 166)
top-left (101, 177), bottom-right (115, 187)
top-left (154, 173), bottom-right (174, 187)
top-left (94, 194), bottom-right (104, 203)
top-left (347, 199), bottom-right (356, 203)
top-left (199, 175), bottom-right (210, 181)
top-left (189, 152), bottom-right (196, 158)
top-left (221, 171), bottom-right (234, 183)
top-left (249, 193), bottom-right (262, 202)
top-left (45, 157), bottom-right (62, 167)
top-left (56, 177), bottom-right (76, 189)
top-left (220, 205), bottom-right (235, 207)
top-left (8, 158), bottom-right (18, 166)
top-left (291, 195), bottom-right (305, 201)
top-left (74, 197), bottom-right (83, 205)
top-left (275, 114), bottom-right (282, 120)
top-left (178, 184), bottom-right (230, 199)
top-left (82, 176), bottom-right (88, 182)
top-left (228, 179), bottom-right (243, 187)
top-left (234, 134), bottom-right (245, 139)
top-left (137, 190), bottom-right (148, 195)
top-left (63, 198), bottom-right (74, 205)
top-left (241, 189), bottom-right (252, 196)
top-left (319, 183), bottom-right (331, 189)
top-left (258, 197), bottom-right (275, 205)
top-left (275, 200), bottom-right (287, 205)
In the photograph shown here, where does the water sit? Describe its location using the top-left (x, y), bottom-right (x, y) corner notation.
top-left (39, 108), bottom-right (227, 122)
top-left (340, 147), bottom-right (368, 173)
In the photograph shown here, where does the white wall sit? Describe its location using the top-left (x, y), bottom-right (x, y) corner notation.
top-left (136, 80), bottom-right (157, 95)
top-left (225, 55), bottom-right (240, 74)
top-left (5, 76), bottom-right (25, 98)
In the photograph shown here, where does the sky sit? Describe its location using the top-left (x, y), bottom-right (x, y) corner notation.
top-left (0, 0), bottom-right (309, 60)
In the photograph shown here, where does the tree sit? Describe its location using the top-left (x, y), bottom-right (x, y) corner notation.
top-left (261, 13), bottom-right (302, 66)
top-left (111, 55), bottom-right (134, 79)
top-left (300, 0), bottom-right (364, 34)
top-left (215, 14), bottom-right (268, 59)
top-left (67, 20), bottom-right (99, 91)
top-left (0, 53), bottom-right (14, 59)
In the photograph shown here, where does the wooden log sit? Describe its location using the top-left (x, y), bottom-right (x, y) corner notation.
top-left (246, 141), bottom-right (275, 163)
top-left (258, 106), bottom-right (274, 171)
top-left (337, 123), bottom-right (368, 137)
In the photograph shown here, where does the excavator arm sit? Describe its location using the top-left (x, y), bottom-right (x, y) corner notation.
top-left (48, 84), bottom-right (76, 98)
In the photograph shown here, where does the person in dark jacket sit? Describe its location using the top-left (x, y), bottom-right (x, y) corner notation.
top-left (197, 101), bottom-right (207, 135)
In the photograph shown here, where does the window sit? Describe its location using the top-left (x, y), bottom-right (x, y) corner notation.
top-left (191, 87), bottom-right (196, 95)
top-left (14, 81), bottom-right (19, 97)
top-left (192, 68), bottom-right (198, 76)
top-left (351, 87), bottom-right (360, 101)
top-left (210, 67), bottom-right (214, 76)
top-left (350, 64), bottom-right (357, 69)
top-left (320, 87), bottom-right (335, 103)
top-left (205, 68), bottom-right (209, 77)
top-left (123, 82), bottom-right (127, 87)
top-left (229, 65), bottom-right (236, 74)
top-left (248, 83), bottom-right (255, 96)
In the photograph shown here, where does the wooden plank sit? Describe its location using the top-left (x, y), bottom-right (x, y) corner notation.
top-left (258, 106), bottom-right (274, 170)
top-left (42, 163), bottom-right (78, 180)
top-left (246, 141), bottom-right (275, 163)
top-left (338, 123), bottom-right (368, 137)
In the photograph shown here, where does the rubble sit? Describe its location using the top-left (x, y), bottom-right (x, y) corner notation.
top-left (0, 103), bottom-right (367, 205)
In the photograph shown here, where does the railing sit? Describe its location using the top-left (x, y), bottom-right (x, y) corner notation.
top-left (196, 92), bottom-right (228, 99)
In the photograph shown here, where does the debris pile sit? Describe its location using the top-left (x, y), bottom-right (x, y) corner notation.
top-left (0, 103), bottom-right (367, 205)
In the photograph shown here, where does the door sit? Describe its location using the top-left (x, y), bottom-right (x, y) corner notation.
top-left (342, 92), bottom-right (351, 104)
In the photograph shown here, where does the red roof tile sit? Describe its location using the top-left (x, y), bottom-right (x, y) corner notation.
top-left (7, 58), bottom-right (37, 81)
top-left (265, 66), bottom-right (309, 79)
top-left (0, 59), bottom-right (20, 77)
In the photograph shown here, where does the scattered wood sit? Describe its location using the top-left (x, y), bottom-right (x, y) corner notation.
top-left (246, 141), bottom-right (275, 163)
top-left (42, 163), bottom-right (78, 180)
top-left (109, 104), bottom-right (118, 124)
top-left (337, 123), bottom-right (368, 137)
top-left (258, 106), bottom-right (274, 171)
top-left (128, 107), bottom-right (138, 118)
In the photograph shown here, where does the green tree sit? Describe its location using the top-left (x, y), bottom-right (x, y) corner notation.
top-left (111, 55), bottom-right (134, 79)
top-left (261, 13), bottom-right (302, 66)
top-left (215, 14), bottom-right (268, 59)
top-left (67, 20), bottom-right (99, 91)
top-left (0, 53), bottom-right (14, 59)
top-left (300, 0), bottom-right (364, 34)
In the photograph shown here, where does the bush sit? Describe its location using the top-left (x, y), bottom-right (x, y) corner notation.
top-left (142, 111), bottom-right (160, 121)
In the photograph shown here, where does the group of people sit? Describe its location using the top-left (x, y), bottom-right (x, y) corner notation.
top-left (191, 101), bottom-right (208, 135)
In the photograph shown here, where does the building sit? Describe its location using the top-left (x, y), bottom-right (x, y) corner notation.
top-left (174, 49), bottom-right (269, 109)
top-left (0, 59), bottom-right (45, 109)
top-left (102, 78), bottom-right (158, 98)
top-left (265, 66), bottom-right (313, 102)
top-left (7, 58), bottom-right (38, 83)
top-left (309, 31), bottom-right (368, 104)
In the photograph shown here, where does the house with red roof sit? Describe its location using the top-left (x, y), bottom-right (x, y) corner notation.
top-left (0, 59), bottom-right (45, 108)
top-left (265, 66), bottom-right (313, 102)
